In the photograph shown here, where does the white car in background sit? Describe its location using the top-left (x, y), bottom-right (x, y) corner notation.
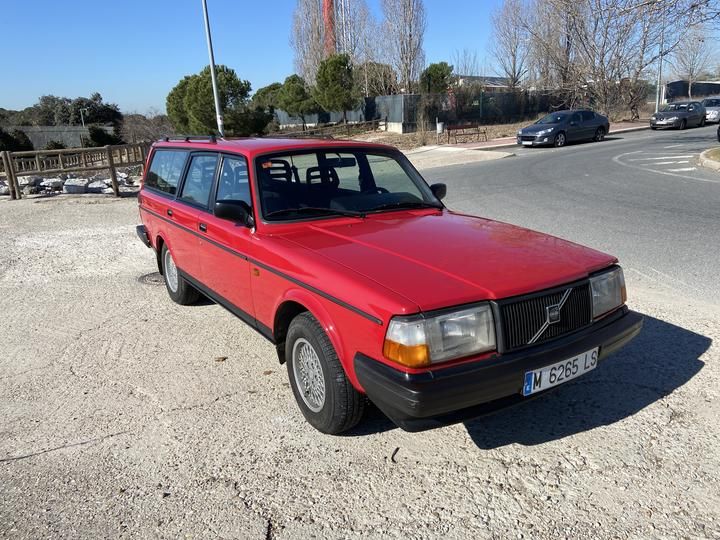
top-left (702, 97), bottom-right (720, 123)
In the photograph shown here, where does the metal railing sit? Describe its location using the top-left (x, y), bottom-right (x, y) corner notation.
top-left (0, 143), bottom-right (149, 199)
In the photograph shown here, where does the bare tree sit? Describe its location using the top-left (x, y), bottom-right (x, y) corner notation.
top-left (291, 0), bottom-right (325, 85)
top-left (451, 48), bottom-right (480, 77)
top-left (381, 0), bottom-right (427, 92)
top-left (669, 26), bottom-right (715, 97)
top-left (120, 109), bottom-right (174, 143)
top-left (491, 0), bottom-right (530, 88)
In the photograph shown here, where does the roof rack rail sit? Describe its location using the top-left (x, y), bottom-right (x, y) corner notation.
top-left (161, 135), bottom-right (217, 143)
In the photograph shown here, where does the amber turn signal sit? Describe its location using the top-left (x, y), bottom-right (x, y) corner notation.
top-left (383, 340), bottom-right (430, 368)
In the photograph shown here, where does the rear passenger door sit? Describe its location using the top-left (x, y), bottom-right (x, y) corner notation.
top-left (174, 152), bottom-right (220, 280)
top-left (197, 154), bottom-right (255, 322)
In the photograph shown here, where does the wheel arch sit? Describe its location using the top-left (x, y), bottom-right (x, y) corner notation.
top-left (272, 290), bottom-right (348, 370)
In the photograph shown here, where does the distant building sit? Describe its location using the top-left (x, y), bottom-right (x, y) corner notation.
top-left (665, 79), bottom-right (720, 100)
top-left (455, 75), bottom-right (512, 91)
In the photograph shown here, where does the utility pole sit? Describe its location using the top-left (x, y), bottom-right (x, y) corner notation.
top-left (79, 107), bottom-right (89, 147)
top-left (201, 0), bottom-right (224, 137)
top-left (655, 3), bottom-right (666, 113)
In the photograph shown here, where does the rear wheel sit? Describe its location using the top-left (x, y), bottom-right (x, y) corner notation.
top-left (594, 126), bottom-right (606, 142)
top-left (161, 244), bottom-right (200, 305)
top-left (286, 312), bottom-right (365, 434)
top-left (553, 132), bottom-right (566, 147)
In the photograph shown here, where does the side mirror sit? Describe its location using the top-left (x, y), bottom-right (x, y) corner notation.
top-left (430, 183), bottom-right (447, 201)
top-left (215, 200), bottom-right (255, 228)
top-left (570, 121), bottom-right (578, 126)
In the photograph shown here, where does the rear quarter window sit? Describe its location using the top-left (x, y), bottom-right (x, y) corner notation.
top-left (145, 150), bottom-right (189, 196)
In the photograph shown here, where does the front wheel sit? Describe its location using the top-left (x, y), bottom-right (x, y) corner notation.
top-left (679, 119), bottom-right (687, 130)
top-left (553, 132), bottom-right (566, 147)
top-left (594, 127), bottom-right (606, 142)
top-left (286, 312), bottom-right (365, 434)
top-left (700, 118), bottom-right (706, 127)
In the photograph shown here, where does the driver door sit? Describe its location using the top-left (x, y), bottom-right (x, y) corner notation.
top-left (567, 112), bottom-right (583, 141)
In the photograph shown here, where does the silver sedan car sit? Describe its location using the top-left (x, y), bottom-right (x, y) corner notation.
top-left (702, 97), bottom-right (720, 123)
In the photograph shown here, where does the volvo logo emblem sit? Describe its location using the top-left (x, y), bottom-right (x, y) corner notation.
top-left (528, 288), bottom-right (573, 344)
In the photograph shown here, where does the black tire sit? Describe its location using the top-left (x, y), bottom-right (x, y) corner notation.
top-left (160, 244), bottom-right (200, 305)
top-left (594, 126), bottom-right (605, 142)
top-left (679, 119), bottom-right (687, 130)
top-left (700, 117), bottom-right (706, 127)
top-left (553, 132), bottom-right (566, 147)
top-left (286, 312), bottom-right (365, 434)
top-left (651, 126), bottom-right (657, 130)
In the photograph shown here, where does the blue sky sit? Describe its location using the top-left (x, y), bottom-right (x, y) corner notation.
top-left (0, 0), bottom-right (501, 113)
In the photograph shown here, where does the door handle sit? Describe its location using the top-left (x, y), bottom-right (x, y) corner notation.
top-left (199, 223), bottom-right (207, 232)
top-left (167, 209), bottom-right (173, 217)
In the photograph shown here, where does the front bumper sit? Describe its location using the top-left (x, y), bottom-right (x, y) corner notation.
top-left (650, 119), bottom-right (681, 128)
top-left (517, 134), bottom-right (552, 146)
top-left (355, 307), bottom-right (643, 432)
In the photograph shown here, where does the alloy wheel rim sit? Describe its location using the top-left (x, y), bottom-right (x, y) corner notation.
top-left (164, 250), bottom-right (179, 293)
top-left (557, 134), bottom-right (565, 146)
top-left (292, 338), bottom-right (326, 413)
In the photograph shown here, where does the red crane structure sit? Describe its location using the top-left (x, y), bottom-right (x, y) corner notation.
top-left (323, 0), bottom-right (336, 57)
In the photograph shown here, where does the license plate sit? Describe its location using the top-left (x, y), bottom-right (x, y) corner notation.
top-left (522, 348), bottom-right (599, 396)
top-left (521, 141), bottom-right (533, 146)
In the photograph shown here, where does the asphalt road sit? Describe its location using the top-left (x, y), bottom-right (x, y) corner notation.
top-left (424, 125), bottom-right (720, 306)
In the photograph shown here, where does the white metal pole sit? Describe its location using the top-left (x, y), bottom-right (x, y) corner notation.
top-left (202, 0), bottom-right (224, 137)
top-left (655, 4), bottom-right (665, 113)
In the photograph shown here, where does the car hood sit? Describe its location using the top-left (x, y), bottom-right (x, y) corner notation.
top-left (654, 111), bottom-right (689, 119)
top-left (279, 211), bottom-right (616, 311)
top-left (521, 123), bottom-right (560, 134)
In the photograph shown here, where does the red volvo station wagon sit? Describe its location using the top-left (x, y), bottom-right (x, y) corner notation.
top-left (137, 136), bottom-right (642, 434)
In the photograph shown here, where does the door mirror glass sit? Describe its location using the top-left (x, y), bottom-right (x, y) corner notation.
top-left (430, 182), bottom-right (447, 200)
top-left (215, 200), bottom-right (254, 228)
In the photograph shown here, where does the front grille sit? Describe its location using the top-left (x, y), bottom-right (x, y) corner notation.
top-left (499, 282), bottom-right (592, 351)
top-left (520, 135), bottom-right (536, 141)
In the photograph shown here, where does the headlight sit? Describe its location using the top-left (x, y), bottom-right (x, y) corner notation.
top-left (537, 127), bottom-right (554, 136)
top-left (383, 304), bottom-right (496, 368)
top-left (590, 267), bottom-right (626, 318)
top-left (667, 116), bottom-right (678, 121)
top-left (517, 130), bottom-right (523, 135)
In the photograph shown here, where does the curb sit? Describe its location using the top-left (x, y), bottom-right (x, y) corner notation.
top-left (698, 148), bottom-right (720, 171)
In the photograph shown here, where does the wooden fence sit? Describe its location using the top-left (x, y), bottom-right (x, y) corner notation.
top-left (0, 143), bottom-right (149, 199)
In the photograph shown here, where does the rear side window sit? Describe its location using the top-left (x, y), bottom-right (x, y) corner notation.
top-left (145, 150), bottom-right (189, 195)
top-left (180, 154), bottom-right (219, 208)
top-left (581, 111), bottom-right (595, 121)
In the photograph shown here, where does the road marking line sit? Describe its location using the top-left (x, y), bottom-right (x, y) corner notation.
top-left (612, 152), bottom-right (720, 184)
top-left (664, 144), bottom-right (683, 148)
top-left (654, 161), bottom-right (689, 165)
top-left (666, 167), bottom-right (696, 172)
top-left (629, 155), bottom-right (695, 161)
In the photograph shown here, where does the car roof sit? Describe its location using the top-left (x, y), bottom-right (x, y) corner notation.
top-left (152, 137), bottom-right (397, 158)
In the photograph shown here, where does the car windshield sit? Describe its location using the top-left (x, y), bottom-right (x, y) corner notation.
top-left (255, 149), bottom-right (441, 221)
top-left (536, 113), bottom-right (568, 124)
top-left (661, 103), bottom-right (689, 112)
top-left (703, 98), bottom-right (720, 107)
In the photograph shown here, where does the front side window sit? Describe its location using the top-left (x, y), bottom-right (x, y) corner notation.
top-left (703, 98), bottom-right (720, 107)
top-left (255, 149), bottom-right (440, 220)
top-left (145, 149), bottom-right (188, 195)
top-left (537, 113), bottom-right (568, 124)
top-left (217, 155), bottom-right (252, 207)
top-left (180, 154), bottom-right (218, 207)
top-left (581, 111), bottom-right (595, 121)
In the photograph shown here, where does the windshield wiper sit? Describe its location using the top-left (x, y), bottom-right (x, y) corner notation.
top-left (367, 201), bottom-right (443, 213)
top-left (265, 206), bottom-right (366, 219)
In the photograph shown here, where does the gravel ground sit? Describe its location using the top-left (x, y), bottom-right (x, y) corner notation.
top-left (0, 195), bottom-right (718, 539)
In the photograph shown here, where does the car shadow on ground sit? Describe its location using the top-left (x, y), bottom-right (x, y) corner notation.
top-left (345, 314), bottom-right (709, 441)
top-left (464, 314), bottom-right (708, 449)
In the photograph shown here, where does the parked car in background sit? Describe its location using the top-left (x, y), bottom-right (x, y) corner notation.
top-left (517, 110), bottom-right (610, 148)
top-left (137, 136), bottom-right (641, 434)
top-left (650, 101), bottom-right (706, 130)
top-left (702, 97), bottom-right (720, 123)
